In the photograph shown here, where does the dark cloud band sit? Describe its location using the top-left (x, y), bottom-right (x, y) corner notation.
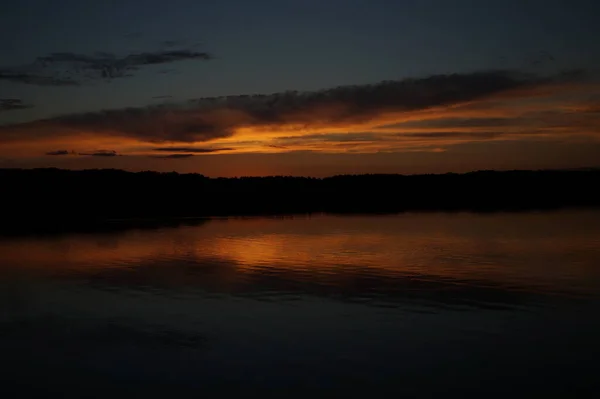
top-left (152, 147), bottom-right (233, 153)
top-left (0, 98), bottom-right (33, 112)
top-left (1, 69), bottom-right (591, 147)
top-left (45, 150), bottom-right (70, 156)
top-left (0, 47), bottom-right (212, 86)
top-left (79, 150), bottom-right (119, 157)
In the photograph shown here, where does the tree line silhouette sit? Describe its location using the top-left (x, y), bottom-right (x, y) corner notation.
top-left (2, 167), bottom-right (599, 232)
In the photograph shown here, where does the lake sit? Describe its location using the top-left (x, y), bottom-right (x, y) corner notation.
top-left (1, 210), bottom-right (600, 397)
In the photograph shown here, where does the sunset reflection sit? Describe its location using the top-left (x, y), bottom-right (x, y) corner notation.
top-left (2, 211), bottom-right (600, 297)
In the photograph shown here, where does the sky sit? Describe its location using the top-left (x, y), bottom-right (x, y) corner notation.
top-left (1, 0), bottom-right (599, 176)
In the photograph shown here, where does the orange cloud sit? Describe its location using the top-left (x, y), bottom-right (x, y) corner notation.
top-left (0, 69), bottom-right (598, 158)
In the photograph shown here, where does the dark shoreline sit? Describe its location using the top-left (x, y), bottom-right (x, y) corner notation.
top-left (2, 167), bottom-right (599, 236)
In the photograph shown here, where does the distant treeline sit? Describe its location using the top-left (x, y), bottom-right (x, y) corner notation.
top-left (2, 167), bottom-right (599, 231)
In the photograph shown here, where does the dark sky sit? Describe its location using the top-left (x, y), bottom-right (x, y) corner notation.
top-left (1, 0), bottom-right (599, 176)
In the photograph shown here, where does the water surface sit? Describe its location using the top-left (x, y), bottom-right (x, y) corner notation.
top-left (1, 210), bottom-right (600, 397)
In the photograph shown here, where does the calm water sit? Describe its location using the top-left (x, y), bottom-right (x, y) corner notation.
top-left (1, 210), bottom-right (600, 397)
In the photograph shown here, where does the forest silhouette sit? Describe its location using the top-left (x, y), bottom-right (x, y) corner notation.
top-left (2, 167), bottom-right (599, 233)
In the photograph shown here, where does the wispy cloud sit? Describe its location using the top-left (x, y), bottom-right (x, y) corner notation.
top-left (0, 98), bottom-right (33, 112)
top-left (45, 149), bottom-right (122, 157)
top-left (152, 147), bottom-right (233, 153)
top-left (1, 69), bottom-right (598, 157)
top-left (275, 133), bottom-right (383, 143)
top-left (45, 150), bottom-right (70, 156)
top-left (79, 150), bottom-right (119, 157)
top-left (401, 132), bottom-right (503, 139)
top-left (0, 47), bottom-right (212, 86)
top-left (0, 69), bottom-right (79, 86)
top-left (1, 70), bottom-right (577, 138)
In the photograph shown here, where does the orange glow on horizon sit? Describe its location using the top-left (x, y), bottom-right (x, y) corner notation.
top-left (0, 80), bottom-right (598, 161)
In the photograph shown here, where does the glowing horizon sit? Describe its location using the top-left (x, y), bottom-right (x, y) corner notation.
top-left (1, 70), bottom-right (598, 170)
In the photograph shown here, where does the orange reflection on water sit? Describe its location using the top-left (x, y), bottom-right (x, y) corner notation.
top-left (1, 211), bottom-right (600, 296)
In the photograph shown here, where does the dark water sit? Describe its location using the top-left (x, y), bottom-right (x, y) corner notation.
top-left (1, 211), bottom-right (600, 397)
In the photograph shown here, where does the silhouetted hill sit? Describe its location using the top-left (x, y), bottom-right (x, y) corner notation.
top-left (1, 167), bottom-right (599, 232)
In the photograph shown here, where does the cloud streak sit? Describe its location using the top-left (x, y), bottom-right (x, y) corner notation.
top-left (45, 150), bottom-right (70, 156)
top-left (1, 68), bottom-right (598, 158)
top-left (152, 147), bottom-right (233, 153)
top-left (0, 69), bottom-right (79, 86)
top-left (0, 98), bottom-right (33, 112)
top-left (79, 150), bottom-right (119, 157)
top-left (1, 70), bottom-right (579, 137)
top-left (0, 47), bottom-right (212, 86)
